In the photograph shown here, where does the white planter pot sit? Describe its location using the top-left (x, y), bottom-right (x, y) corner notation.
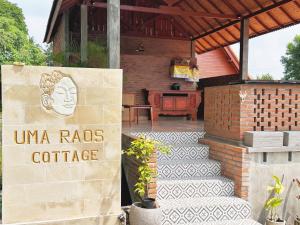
top-left (266, 219), bottom-right (286, 225)
top-left (129, 202), bottom-right (162, 225)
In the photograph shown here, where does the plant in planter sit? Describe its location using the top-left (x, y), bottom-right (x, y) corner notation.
top-left (124, 136), bottom-right (170, 225)
top-left (264, 175), bottom-right (286, 225)
top-left (294, 178), bottom-right (300, 225)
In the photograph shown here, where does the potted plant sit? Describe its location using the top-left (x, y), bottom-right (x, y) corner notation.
top-left (294, 178), bottom-right (300, 225)
top-left (264, 175), bottom-right (286, 225)
top-left (124, 136), bottom-right (170, 225)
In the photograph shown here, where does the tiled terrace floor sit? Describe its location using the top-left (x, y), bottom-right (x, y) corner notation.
top-left (122, 118), bottom-right (204, 134)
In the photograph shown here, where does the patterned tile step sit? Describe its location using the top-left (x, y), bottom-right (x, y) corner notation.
top-left (159, 197), bottom-right (252, 225)
top-left (157, 176), bottom-right (234, 200)
top-left (130, 131), bottom-right (205, 144)
top-left (186, 219), bottom-right (261, 225)
top-left (158, 143), bottom-right (209, 161)
top-left (158, 159), bottom-right (221, 179)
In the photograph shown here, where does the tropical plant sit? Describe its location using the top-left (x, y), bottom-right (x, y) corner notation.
top-left (257, 73), bottom-right (274, 80)
top-left (0, 0), bottom-right (46, 71)
top-left (124, 136), bottom-right (170, 200)
top-left (52, 38), bottom-right (108, 68)
top-left (281, 35), bottom-right (300, 80)
top-left (264, 175), bottom-right (285, 222)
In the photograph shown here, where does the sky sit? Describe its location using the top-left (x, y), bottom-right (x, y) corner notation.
top-left (8, 0), bottom-right (300, 80)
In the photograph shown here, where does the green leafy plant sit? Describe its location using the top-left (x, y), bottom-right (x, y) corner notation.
top-left (281, 35), bottom-right (300, 80)
top-left (124, 136), bottom-right (170, 200)
top-left (52, 38), bottom-right (108, 68)
top-left (257, 73), bottom-right (274, 80)
top-left (264, 175), bottom-right (285, 222)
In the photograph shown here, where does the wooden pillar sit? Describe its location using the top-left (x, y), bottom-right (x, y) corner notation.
top-left (107, 0), bottom-right (120, 69)
top-left (62, 10), bottom-right (70, 64)
top-left (191, 41), bottom-right (196, 58)
top-left (81, 4), bottom-right (88, 64)
top-left (239, 18), bottom-right (249, 81)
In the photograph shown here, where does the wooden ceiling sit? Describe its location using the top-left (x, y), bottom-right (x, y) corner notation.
top-left (45, 0), bottom-right (300, 54)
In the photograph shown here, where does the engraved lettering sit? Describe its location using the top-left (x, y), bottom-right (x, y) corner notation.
top-left (32, 152), bottom-right (40, 163)
top-left (14, 130), bottom-right (25, 144)
top-left (60, 130), bottom-right (70, 143)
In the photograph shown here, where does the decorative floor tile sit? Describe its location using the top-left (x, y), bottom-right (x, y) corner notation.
top-left (131, 131), bottom-right (206, 145)
top-left (159, 197), bottom-right (252, 225)
top-left (128, 130), bottom-right (261, 225)
top-left (157, 176), bottom-right (234, 200)
top-left (187, 219), bottom-right (261, 225)
top-left (157, 144), bottom-right (209, 161)
top-left (158, 159), bottom-right (221, 179)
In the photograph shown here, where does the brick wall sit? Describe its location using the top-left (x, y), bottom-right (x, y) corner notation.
top-left (122, 134), bottom-right (157, 201)
top-left (205, 84), bottom-right (300, 141)
top-left (200, 137), bottom-right (250, 199)
top-left (121, 36), bottom-right (195, 106)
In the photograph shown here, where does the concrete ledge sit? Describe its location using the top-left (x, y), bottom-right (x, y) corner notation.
top-left (243, 131), bottom-right (283, 147)
top-left (283, 131), bottom-right (300, 146)
top-left (247, 146), bottom-right (300, 153)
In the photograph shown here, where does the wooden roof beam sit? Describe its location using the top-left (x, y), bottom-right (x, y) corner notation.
top-left (270, 0), bottom-right (297, 22)
top-left (90, 2), bottom-right (239, 19)
top-left (180, 0), bottom-right (226, 46)
top-left (235, 0), bottom-right (269, 30)
top-left (205, 0), bottom-right (239, 40)
top-left (192, 0), bottom-right (295, 41)
top-left (222, 0), bottom-right (259, 33)
top-left (193, 0), bottom-right (236, 44)
top-left (251, 0), bottom-right (283, 26)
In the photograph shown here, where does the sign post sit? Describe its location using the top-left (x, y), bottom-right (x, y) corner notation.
top-left (2, 65), bottom-right (123, 225)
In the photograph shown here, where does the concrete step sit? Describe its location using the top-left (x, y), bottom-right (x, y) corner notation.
top-left (158, 159), bottom-right (221, 179)
top-left (159, 197), bottom-right (252, 225)
top-left (130, 131), bottom-right (205, 144)
top-left (158, 143), bottom-right (209, 161)
top-left (157, 176), bottom-right (234, 200)
top-left (186, 219), bottom-right (262, 225)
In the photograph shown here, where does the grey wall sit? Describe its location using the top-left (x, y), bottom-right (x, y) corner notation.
top-left (249, 152), bottom-right (300, 225)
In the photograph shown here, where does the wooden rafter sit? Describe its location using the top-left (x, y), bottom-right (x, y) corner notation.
top-left (222, 0), bottom-right (259, 33)
top-left (169, 17), bottom-right (192, 38)
top-left (192, 0), bottom-right (232, 45)
top-left (251, 0), bottom-right (282, 26)
top-left (270, 0), bottom-right (296, 22)
top-left (192, 0), bottom-right (295, 41)
top-left (205, 0), bottom-right (239, 41)
top-left (90, 2), bottom-right (239, 19)
top-left (234, 0), bottom-right (269, 30)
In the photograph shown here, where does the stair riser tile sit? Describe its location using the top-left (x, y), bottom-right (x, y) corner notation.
top-left (161, 204), bottom-right (252, 225)
top-left (158, 163), bottom-right (221, 179)
top-left (131, 132), bottom-right (205, 144)
top-left (158, 146), bottom-right (209, 161)
top-left (157, 182), bottom-right (234, 200)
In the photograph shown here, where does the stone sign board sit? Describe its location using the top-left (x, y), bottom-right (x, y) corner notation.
top-left (1, 65), bottom-right (122, 225)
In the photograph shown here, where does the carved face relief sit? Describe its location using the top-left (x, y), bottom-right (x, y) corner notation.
top-left (40, 71), bottom-right (78, 116)
top-left (51, 77), bottom-right (77, 116)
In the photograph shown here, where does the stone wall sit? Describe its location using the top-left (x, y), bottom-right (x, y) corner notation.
top-left (205, 84), bottom-right (300, 141)
top-left (249, 152), bottom-right (300, 225)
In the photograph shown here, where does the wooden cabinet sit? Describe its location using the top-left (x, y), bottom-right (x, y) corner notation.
top-left (147, 90), bottom-right (201, 121)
